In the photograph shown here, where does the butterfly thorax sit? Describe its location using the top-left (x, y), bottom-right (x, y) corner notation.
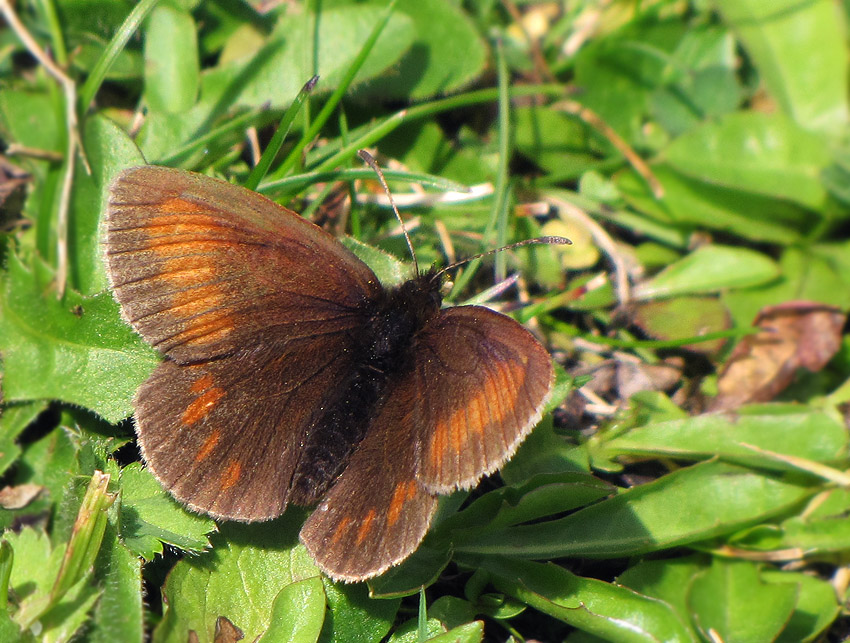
top-left (364, 269), bottom-right (444, 370)
top-left (287, 268), bottom-right (443, 506)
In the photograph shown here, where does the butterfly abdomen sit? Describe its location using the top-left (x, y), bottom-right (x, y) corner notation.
top-left (287, 271), bottom-right (443, 506)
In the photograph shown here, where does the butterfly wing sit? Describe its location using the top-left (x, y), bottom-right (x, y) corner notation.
top-left (413, 306), bottom-right (554, 492)
top-left (300, 305), bottom-right (552, 581)
top-left (135, 329), bottom-right (362, 520)
top-left (105, 166), bottom-right (383, 520)
top-left (105, 166), bottom-right (381, 363)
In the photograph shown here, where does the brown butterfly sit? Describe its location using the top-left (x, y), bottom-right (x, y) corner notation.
top-left (104, 165), bottom-right (555, 581)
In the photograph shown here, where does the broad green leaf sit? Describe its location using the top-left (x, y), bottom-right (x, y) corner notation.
top-left (616, 164), bottom-right (810, 244)
top-left (480, 557), bottom-right (695, 643)
top-left (424, 621), bottom-right (483, 642)
top-left (689, 558), bottom-right (797, 643)
top-left (342, 236), bottom-right (409, 287)
top-left (319, 578), bottom-right (400, 643)
top-left (454, 461), bottom-right (816, 559)
top-left (763, 569), bottom-right (840, 642)
top-left (715, 0), bottom-right (849, 133)
top-left (573, 19), bottom-right (686, 145)
top-left (734, 489), bottom-right (850, 555)
top-left (154, 518), bottom-right (320, 643)
top-left (385, 616), bottom-right (444, 643)
top-left (4, 528), bottom-right (65, 628)
top-left (118, 463), bottom-right (215, 561)
top-left (143, 5), bottom-right (200, 113)
top-left (603, 410), bottom-right (847, 469)
top-left (10, 427), bottom-right (78, 526)
top-left (71, 114), bottom-right (146, 295)
top-left (649, 25), bottom-right (741, 134)
top-left (664, 112), bottom-right (831, 210)
top-left (259, 576), bottom-right (326, 643)
top-left (428, 595), bottom-right (477, 630)
top-left (634, 244), bottom-right (779, 300)
top-left (633, 296), bottom-right (730, 354)
top-left (0, 252), bottom-right (159, 423)
top-left (366, 0), bottom-right (487, 101)
top-left (0, 401), bottom-right (47, 477)
top-left (499, 416), bottom-right (590, 484)
top-left (441, 472), bottom-right (613, 535)
top-left (617, 556), bottom-right (704, 642)
top-left (724, 244), bottom-right (850, 326)
top-left (511, 105), bottom-right (611, 180)
top-left (0, 90), bottom-right (61, 156)
top-left (367, 543), bottom-right (451, 599)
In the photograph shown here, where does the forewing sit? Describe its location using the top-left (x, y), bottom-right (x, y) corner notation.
top-left (299, 378), bottom-right (438, 582)
top-left (136, 331), bottom-right (360, 522)
top-left (105, 166), bottom-right (380, 363)
top-left (414, 306), bottom-right (554, 493)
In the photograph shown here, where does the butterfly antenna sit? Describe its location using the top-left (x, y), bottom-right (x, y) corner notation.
top-left (436, 236), bottom-right (572, 277)
top-left (358, 149), bottom-right (420, 276)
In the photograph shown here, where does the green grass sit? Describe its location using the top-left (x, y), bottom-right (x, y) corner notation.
top-left (1, 0), bottom-right (850, 641)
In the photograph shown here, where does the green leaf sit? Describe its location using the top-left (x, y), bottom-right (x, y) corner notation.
top-left (0, 252), bottom-right (159, 423)
top-left (4, 528), bottom-right (65, 630)
top-left (70, 114), bottom-right (146, 296)
top-left (385, 616), bottom-right (444, 643)
top-left (634, 244), bottom-right (779, 300)
top-left (664, 112), bottom-right (832, 210)
top-left (341, 236), bottom-right (409, 287)
top-left (138, 5), bottom-right (414, 163)
top-left (367, 543), bottom-right (451, 599)
top-left (603, 410), bottom-right (848, 469)
top-left (734, 488), bottom-right (850, 557)
top-left (723, 244), bottom-right (850, 326)
top-left (11, 426), bottom-right (79, 525)
top-left (90, 525), bottom-right (144, 643)
top-left (454, 461), bottom-right (816, 559)
top-left (714, 0), bottom-right (849, 133)
top-left (319, 579), bottom-right (400, 643)
top-left (616, 164), bottom-right (810, 244)
top-left (143, 5), bottom-right (200, 114)
top-left (689, 558), bottom-right (797, 643)
top-left (118, 462), bottom-right (216, 561)
top-left (617, 556), bottom-right (704, 641)
top-left (367, 0), bottom-right (487, 100)
top-left (39, 574), bottom-right (102, 643)
top-left (499, 416), bottom-right (590, 484)
top-left (480, 557), bottom-right (695, 643)
top-left (763, 569), bottom-right (840, 642)
top-left (425, 621), bottom-right (483, 642)
top-left (259, 576), bottom-right (326, 643)
top-left (0, 401), bottom-right (47, 477)
top-left (154, 518), bottom-right (320, 643)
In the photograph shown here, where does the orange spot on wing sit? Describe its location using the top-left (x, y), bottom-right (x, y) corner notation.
top-left (165, 284), bottom-right (235, 346)
top-left (178, 323), bottom-right (234, 347)
top-left (182, 386), bottom-right (225, 425)
top-left (221, 460), bottom-right (242, 490)
top-left (159, 256), bottom-right (217, 287)
top-left (195, 429), bottom-right (221, 462)
top-left (159, 197), bottom-right (210, 214)
top-left (427, 361), bottom-right (524, 472)
top-left (387, 480), bottom-right (418, 527)
top-left (170, 284), bottom-right (224, 315)
top-left (355, 509), bottom-right (377, 545)
top-left (330, 516), bottom-right (352, 545)
top-left (190, 373), bottom-right (215, 393)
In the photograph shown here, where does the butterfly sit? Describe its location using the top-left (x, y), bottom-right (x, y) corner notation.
top-left (104, 165), bottom-right (555, 581)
